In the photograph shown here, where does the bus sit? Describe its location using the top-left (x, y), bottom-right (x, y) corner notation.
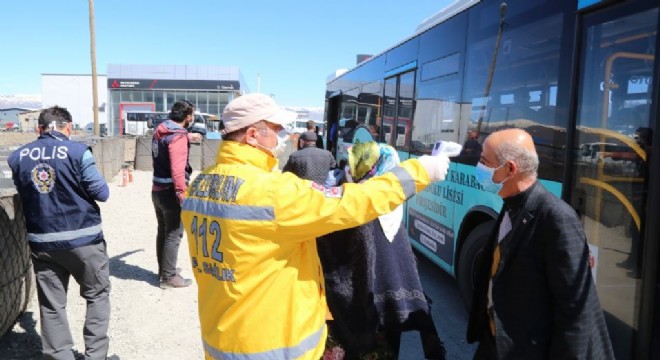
top-left (124, 111), bottom-right (169, 136)
top-left (123, 111), bottom-right (210, 137)
top-left (324, 0), bottom-right (659, 358)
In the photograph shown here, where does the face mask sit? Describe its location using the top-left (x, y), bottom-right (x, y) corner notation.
top-left (253, 128), bottom-right (289, 158)
top-left (475, 162), bottom-right (507, 193)
top-left (272, 129), bottom-right (289, 157)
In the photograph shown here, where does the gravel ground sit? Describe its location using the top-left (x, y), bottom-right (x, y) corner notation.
top-left (0, 169), bottom-right (203, 360)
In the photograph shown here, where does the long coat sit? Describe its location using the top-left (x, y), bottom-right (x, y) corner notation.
top-left (467, 182), bottom-right (614, 359)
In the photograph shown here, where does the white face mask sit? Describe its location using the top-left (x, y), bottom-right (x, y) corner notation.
top-left (253, 128), bottom-right (289, 158)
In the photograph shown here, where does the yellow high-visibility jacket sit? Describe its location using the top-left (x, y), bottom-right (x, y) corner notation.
top-left (181, 141), bottom-right (431, 360)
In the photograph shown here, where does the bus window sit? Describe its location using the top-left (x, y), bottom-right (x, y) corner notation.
top-left (463, 12), bottom-right (566, 182)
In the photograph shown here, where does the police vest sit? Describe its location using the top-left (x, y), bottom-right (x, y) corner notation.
top-left (152, 120), bottom-right (192, 187)
top-left (8, 131), bottom-right (103, 252)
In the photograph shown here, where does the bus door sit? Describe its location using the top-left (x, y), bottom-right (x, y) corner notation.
top-left (382, 72), bottom-right (415, 153)
top-left (571, 5), bottom-right (658, 358)
top-left (326, 93), bottom-right (341, 156)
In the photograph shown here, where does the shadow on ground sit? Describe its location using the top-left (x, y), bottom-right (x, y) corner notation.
top-left (0, 311), bottom-right (41, 360)
top-left (109, 249), bottom-right (158, 287)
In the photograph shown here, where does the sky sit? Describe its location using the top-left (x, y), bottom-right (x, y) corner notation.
top-left (1, 0), bottom-right (454, 108)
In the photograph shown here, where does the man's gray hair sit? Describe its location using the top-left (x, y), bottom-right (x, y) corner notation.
top-left (495, 141), bottom-right (539, 178)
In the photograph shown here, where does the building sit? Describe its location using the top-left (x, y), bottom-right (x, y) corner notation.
top-left (18, 109), bottom-right (42, 131)
top-left (41, 64), bottom-right (250, 136)
top-left (41, 74), bottom-right (108, 129)
top-left (106, 64), bottom-right (249, 135)
top-left (0, 108), bottom-right (31, 125)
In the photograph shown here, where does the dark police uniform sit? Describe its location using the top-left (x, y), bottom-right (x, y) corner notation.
top-left (8, 131), bottom-right (111, 360)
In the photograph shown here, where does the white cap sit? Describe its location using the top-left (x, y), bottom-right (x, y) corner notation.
top-left (221, 93), bottom-right (297, 134)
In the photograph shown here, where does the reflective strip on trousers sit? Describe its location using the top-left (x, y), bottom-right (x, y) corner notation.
top-left (182, 198), bottom-right (274, 221)
top-left (28, 223), bottom-right (103, 243)
top-left (203, 324), bottom-right (324, 360)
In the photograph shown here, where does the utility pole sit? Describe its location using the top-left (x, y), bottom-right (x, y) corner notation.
top-left (89, 0), bottom-right (99, 136)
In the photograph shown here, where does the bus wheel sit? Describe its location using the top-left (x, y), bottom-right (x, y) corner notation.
top-left (457, 220), bottom-right (495, 310)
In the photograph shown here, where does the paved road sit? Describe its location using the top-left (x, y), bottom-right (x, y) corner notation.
top-left (400, 251), bottom-right (477, 359)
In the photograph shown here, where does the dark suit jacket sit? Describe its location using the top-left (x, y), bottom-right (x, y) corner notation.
top-left (467, 182), bottom-right (614, 359)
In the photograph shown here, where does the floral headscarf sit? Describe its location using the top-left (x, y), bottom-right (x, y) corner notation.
top-left (348, 142), bottom-right (400, 183)
top-left (347, 142), bottom-right (403, 242)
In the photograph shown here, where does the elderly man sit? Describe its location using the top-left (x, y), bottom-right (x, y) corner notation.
top-left (467, 128), bottom-right (614, 359)
top-left (283, 130), bottom-right (336, 184)
top-left (181, 93), bottom-right (455, 360)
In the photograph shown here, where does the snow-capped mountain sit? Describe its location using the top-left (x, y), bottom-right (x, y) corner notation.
top-left (0, 94), bottom-right (42, 110)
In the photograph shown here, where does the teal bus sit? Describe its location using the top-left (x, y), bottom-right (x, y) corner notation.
top-left (323, 0), bottom-right (660, 358)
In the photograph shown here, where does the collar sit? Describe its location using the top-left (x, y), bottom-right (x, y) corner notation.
top-left (164, 119), bottom-right (186, 130)
top-left (39, 131), bottom-right (69, 141)
top-left (216, 141), bottom-right (279, 171)
top-left (502, 181), bottom-right (537, 212)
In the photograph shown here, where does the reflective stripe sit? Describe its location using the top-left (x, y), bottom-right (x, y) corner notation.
top-left (153, 176), bottom-right (174, 184)
top-left (28, 224), bottom-right (103, 243)
top-left (182, 198), bottom-right (274, 221)
top-left (203, 324), bottom-right (324, 360)
top-left (390, 166), bottom-right (416, 198)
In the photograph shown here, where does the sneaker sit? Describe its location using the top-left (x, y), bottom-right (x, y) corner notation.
top-left (157, 267), bottom-right (182, 281)
top-left (160, 274), bottom-right (192, 289)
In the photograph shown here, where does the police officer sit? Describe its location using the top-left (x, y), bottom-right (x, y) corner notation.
top-left (7, 106), bottom-right (111, 360)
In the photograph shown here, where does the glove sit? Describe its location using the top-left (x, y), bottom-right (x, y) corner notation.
top-left (418, 153), bottom-right (450, 182)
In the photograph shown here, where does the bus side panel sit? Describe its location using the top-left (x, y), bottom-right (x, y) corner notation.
top-left (405, 160), bottom-right (562, 276)
top-left (407, 161), bottom-right (499, 274)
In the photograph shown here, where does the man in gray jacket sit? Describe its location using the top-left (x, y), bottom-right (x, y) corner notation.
top-left (283, 131), bottom-right (336, 184)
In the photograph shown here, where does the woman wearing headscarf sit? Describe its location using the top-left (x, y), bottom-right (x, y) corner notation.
top-left (319, 142), bottom-right (446, 359)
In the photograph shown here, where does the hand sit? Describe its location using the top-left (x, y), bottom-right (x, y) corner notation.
top-left (418, 153), bottom-right (450, 182)
top-left (176, 191), bottom-right (185, 206)
top-left (187, 133), bottom-right (202, 143)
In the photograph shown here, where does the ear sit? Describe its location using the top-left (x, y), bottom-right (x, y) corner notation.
top-left (506, 160), bottom-right (519, 176)
top-left (245, 127), bottom-right (259, 144)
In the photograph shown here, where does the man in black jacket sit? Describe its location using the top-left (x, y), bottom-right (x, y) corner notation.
top-left (467, 128), bottom-right (614, 359)
top-left (283, 131), bottom-right (336, 184)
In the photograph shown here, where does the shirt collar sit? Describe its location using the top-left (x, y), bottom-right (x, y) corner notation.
top-left (502, 181), bottom-right (537, 212)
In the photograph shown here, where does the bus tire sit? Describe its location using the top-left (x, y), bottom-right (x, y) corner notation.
top-left (457, 220), bottom-right (495, 310)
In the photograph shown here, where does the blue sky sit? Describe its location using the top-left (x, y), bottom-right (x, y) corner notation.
top-left (1, 0), bottom-right (454, 108)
